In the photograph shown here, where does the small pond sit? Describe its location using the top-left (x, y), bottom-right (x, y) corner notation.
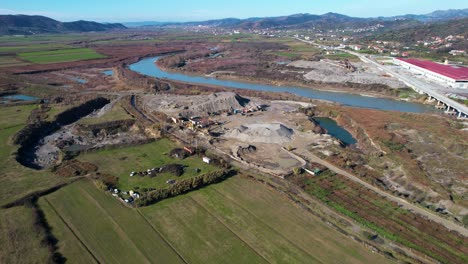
top-left (1, 94), bottom-right (39, 104)
top-left (70, 77), bottom-right (87, 84)
top-left (314, 117), bottom-right (357, 146)
top-left (102, 70), bottom-right (114, 76)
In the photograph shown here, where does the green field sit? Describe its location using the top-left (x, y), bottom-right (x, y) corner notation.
top-left (19, 48), bottom-right (106, 64)
top-left (78, 103), bottom-right (134, 125)
top-left (0, 44), bottom-right (72, 54)
top-left (0, 206), bottom-right (51, 264)
top-left (38, 181), bottom-right (184, 263)
top-left (0, 105), bottom-right (68, 207)
top-left (0, 56), bottom-right (30, 67)
top-left (40, 177), bottom-right (390, 263)
top-left (325, 53), bottom-right (360, 62)
top-left (78, 138), bottom-right (218, 191)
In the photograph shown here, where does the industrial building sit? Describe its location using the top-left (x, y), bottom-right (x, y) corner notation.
top-left (395, 58), bottom-right (468, 89)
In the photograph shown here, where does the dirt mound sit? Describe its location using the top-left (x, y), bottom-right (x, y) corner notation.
top-left (237, 144), bottom-right (257, 155)
top-left (186, 92), bottom-right (249, 116)
top-left (227, 123), bottom-right (294, 144)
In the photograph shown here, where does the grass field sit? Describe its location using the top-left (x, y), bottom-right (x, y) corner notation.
top-left (325, 53), bottom-right (360, 62)
top-left (78, 103), bottom-right (134, 125)
top-left (40, 177), bottom-right (390, 263)
top-left (0, 44), bottom-right (72, 54)
top-left (78, 138), bottom-right (218, 191)
top-left (19, 48), bottom-right (106, 64)
top-left (0, 56), bottom-right (30, 67)
top-left (38, 180), bottom-right (184, 263)
top-left (0, 206), bottom-right (51, 264)
top-left (0, 105), bottom-right (68, 207)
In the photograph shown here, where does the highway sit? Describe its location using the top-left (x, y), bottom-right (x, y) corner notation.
top-left (295, 38), bottom-right (468, 117)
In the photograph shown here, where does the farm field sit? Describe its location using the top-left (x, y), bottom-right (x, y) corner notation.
top-left (78, 138), bottom-right (218, 191)
top-left (38, 180), bottom-right (184, 263)
top-left (0, 56), bottom-right (30, 67)
top-left (0, 206), bottom-right (51, 264)
top-left (40, 177), bottom-right (390, 263)
top-left (298, 171), bottom-right (468, 264)
top-left (0, 44), bottom-right (72, 54)
top-left (19, 48), bottom-right (106, 64)
top-left (140, 176), bottom-right (392, 263)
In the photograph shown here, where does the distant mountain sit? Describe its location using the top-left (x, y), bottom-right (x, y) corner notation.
top-left (160, 12), bottom-right (419, 31)
top-left (366, 17), bottom-right (468, 44)
top-left (0, 15), bottom-right (126, 35)
top-left (380, 8), bottom-right (468, 22)
top-left (123, 21), bottom-right (168, 27)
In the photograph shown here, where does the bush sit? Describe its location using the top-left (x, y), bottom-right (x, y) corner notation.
top-left (136, 169), bottom-right (234, 206)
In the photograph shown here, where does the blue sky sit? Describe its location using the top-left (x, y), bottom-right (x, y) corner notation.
top-left (1, 0), bottom-right (467, 22)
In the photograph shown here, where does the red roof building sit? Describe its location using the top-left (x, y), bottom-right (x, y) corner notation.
top-left (395, 58), bottom-right (468, 89)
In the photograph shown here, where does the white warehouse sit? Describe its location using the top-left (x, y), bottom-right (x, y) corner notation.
top-left (394, 58), bottom-right (468, 89)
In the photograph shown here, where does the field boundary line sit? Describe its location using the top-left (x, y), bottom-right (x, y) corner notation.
top-left (43, 197), bottom-right (101, 264)
top-left (188, 196), bottom-right (272, 264)
top-left (206, 187), bottom-right (323, 263)
top-left (79, 187), bottom-right (152, 264)
top-left (135, 208), bottom-right (189, 264)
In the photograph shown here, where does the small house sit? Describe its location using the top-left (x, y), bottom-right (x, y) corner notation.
top-left (202, 157), bottom-right (211, 164)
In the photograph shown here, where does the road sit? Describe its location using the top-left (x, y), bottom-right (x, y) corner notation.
top-left (345, 50), bottom-right (468, 117)
top-left (295, 37), bottom-right (468, 117)
top-left (301, 151), bottom-right (468, 237)
top-left (121, 58), bottom-right (468, 236)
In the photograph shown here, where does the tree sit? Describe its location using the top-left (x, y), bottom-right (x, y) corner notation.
top-left (293, 167), bottom-right (303, 176)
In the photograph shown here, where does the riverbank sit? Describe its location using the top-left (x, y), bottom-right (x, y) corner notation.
top-left (129, 56), bottom-right (436, 113)
top-left (156, 56), bottom-right (425, 103)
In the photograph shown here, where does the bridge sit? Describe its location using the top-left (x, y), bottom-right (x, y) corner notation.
top-left (295, 38), bottom-right (468, 118)
top-left (347, 50), bottom-right (468, 118)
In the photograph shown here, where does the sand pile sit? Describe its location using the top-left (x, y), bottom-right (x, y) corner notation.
top-left (187, 92), bottom-right (249, 116)
top-left (227, 123), bottom-right (294, 144)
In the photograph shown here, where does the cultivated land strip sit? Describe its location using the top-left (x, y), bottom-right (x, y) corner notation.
top-left (43, 181), bottom-right (183, 263)
top-left (135, 209), bottom-right (189, 264)
top-left (206, 187), bottom-right (324, 263)
top-left (302, 151), bottom-right (468, 237)
top-left (140, 196), bottom-right (268, 263)
top-left (41, 197), bottom-right (100, 263)
top-left (79, 188), bottom-right (152, 264)
top-left (188, 196), bottom-right (273, 264)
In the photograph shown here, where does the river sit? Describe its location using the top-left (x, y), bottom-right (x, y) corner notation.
top-left (129, 56), bottom-right (436, 113)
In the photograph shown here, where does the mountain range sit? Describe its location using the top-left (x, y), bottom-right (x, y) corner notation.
top-left (1, 8), bottom-right (467, 35)
top-left (0, 15), bottom-right (126, 35)
top-left (380, 8), bottom-right (468, 22)
top-left (145, 8), bottom-right (468, 30)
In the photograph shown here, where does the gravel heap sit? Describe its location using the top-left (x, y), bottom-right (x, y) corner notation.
top-left (227, 123), bottom-right (294, 144)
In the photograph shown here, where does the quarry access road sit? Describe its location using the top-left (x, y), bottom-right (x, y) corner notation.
top-left (304, 152), bottom-right (468, 237)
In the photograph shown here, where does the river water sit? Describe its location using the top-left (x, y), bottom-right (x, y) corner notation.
top-left (129, 56), bottom-right (436, 113)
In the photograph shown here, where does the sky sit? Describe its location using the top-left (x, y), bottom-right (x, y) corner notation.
top-left (1, 0), bottom-right (467, 22)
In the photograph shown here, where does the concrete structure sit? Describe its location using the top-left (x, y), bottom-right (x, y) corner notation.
top-left (395, 58), bottom-right (468, 89)
top-left (295, 37), bottom-right (468, 118)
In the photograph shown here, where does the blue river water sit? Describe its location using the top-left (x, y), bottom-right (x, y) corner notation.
top-left (1, 94), bottom-right (39, 103)
top-left (129, 56), bottom-right (436, 113)
top-left (314, 117), bottom-right (357, 145)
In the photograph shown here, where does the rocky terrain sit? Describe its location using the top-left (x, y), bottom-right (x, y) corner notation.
top-left (289, 60), bottom-right (405, 88)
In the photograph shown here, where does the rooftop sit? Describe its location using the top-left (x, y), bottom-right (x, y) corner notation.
top-left (396, 58), bottom-right (468, 80)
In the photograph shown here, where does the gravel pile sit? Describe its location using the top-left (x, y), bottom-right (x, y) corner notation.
top-left (227, 123), bottom-right (294, 144)
top-left (288, 60), bottom-right (405, 88)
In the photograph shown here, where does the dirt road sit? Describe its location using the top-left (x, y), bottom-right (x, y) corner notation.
top-left (302, 151), bottom-right (468, 237)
